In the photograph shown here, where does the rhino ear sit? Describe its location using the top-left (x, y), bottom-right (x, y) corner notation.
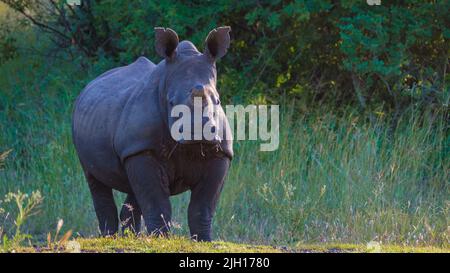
top-left (154, 27), bottom-right (179, 61)
top-left (204, 26), bottom-right (231, 61)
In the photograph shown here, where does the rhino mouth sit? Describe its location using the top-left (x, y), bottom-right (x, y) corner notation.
top-left (178, 138), bottom-right (221, 145)
top-left (172, 132), bottom-right (220, 143)
top-left (166, 141), bottom-right (224, 160)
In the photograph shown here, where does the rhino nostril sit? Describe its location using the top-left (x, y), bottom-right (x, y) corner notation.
top-left (211, 125), bottom-right (217, 134)
top-left (194, 84), bottom-right (204, 91)
top-left (192, 84), bottom-right (205, 98)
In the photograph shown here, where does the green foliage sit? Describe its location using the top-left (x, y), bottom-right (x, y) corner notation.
top-left (338, 1), bottom-right (449, 109)
top-left (0, 190), bottom-right (43, 252)
top-left (0, 5), bottom-right (18, 64)
top-left (1, 0), bottom-right (448, 109)
top-left (0, 28), bottom-right (17, 64)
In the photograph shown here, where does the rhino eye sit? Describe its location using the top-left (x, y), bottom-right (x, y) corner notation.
top-left (215, 98), bottom-right (221, 105)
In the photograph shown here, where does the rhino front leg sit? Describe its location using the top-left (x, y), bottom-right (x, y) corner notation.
top-left (188, 157), bottom-right (230, 242)
top-left (124, 153), bottom-right (172, 236)
top-left (86, 173), bottom-right (119, 236)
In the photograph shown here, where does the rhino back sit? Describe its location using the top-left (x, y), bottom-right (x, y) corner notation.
top-left (72, 57), bottom-right (158, 190)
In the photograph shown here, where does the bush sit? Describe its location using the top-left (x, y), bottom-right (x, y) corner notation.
top-left (1, 0), bottom-right (448, 110)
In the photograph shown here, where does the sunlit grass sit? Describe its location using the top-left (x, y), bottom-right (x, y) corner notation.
top-left (0, 3), bottom-right (7, 16)
top-left (211, 107), bottom-right (449, 246)
top-left (9, 236), bottom-right (450, 253)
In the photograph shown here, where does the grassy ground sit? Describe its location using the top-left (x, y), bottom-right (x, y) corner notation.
top-left (0, 30), bottom-right (448, 249)
top-left (9, 236), bottom-right (449, 253)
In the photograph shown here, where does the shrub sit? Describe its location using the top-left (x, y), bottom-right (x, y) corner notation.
top-left (0, 190), bottom-right (43, 251)
top-left (1, 0), bottom-right (448, 110)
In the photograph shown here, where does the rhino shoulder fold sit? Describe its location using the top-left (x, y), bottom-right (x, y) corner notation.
top-left (113, 70), bottom-right (164, 163)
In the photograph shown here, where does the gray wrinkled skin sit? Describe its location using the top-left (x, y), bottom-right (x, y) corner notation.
top-left (72, 27), bottom-right (233, 241)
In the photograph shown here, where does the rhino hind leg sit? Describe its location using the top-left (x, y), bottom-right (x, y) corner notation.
top-left (85, 173), bottom-right (119, 236)
top-left (124, 153), bottom-right (172, 237)
top-left (120, 193), bottom-right (142, 234)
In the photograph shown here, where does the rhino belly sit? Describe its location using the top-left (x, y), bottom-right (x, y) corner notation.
top-left (75, 134), bottom-right (131, 193)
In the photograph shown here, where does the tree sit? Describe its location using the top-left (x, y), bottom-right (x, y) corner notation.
top-left (1, 0), bottom-right (448, 111)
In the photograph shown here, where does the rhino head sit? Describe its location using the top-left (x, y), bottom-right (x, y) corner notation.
top-left (154, 27), bottom-right (231, 145)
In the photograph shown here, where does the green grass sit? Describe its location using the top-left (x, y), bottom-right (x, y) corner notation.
top-left (9, 236), bottom-right (449, 253)
top-left (0, 47), bottom-right (449, 250)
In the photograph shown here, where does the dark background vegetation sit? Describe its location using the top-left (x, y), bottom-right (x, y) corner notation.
top-left (1, 0), bottom-right (448, 113)
top-left (0, 1), bottom-right (448, 247)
